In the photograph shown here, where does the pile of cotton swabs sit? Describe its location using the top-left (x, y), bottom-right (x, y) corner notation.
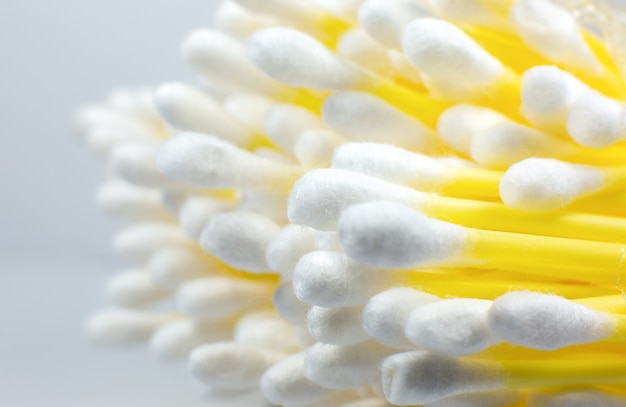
top-left (76, 0), bottom-right (626, 406)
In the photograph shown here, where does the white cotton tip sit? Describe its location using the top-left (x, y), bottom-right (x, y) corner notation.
top-left (246, 27), bottom-right (362, 90)
top-left (113, 222), bottom-right (193, 264)
top-left (437, 104), bottom-right (508, 155)
top-left (405, 298), bottom-right (499, 356)
top-left (178, 197), bottom-right (233, 241)
top-left (521, 65), bottom-right (587, 131)
top-left (214, 1), bottom-right (278, 40)
top-left (322, 91), bottom-right (439, 152)
top-left (106, 270), bottom-right (169, 308)
top-left (182, 29), bottom-right (284, 97)
top-left (264, 104), bottom-right (325, 155)
top-left (96, 179), bottom-right (171, 222)
top-left (338, 201), bottom-right (467, 269)
top-left (266, 224), bottom-right (318, 275)
top-left (200, 211), bottom-right (280, 273)
top-left (338, 398), bottom-right (391, 407)
top-left (293, 251), bottom-right (394, 308)
top-left (86, 308), bottom-right (175, 348)
top-left (528, 390), bottom-right (626, 407)
top-left (316, 231), bottom-right (342, 251)
top-left (470, 122), bottom-right (575, 170)
top-left (427, 390), bottom-right (522, 407)
top-left (308, 306), bottom-right (369, 346)
top-left (510, 0), bottom-right (602, 74)
top-left (157, 133), bottom-right (302, 190)
top-left (149, 319), bottom-right (233, 360)
top-left (235, 312), bottom-right (300, 353)
top-left (567, 90), bottom-right (626, 148)
top-left (233, 0), bottom-right (323, 27)
top-left (222, 93), bottom-right (274, 134)
top-left (332, 142), bottom-right (449, 190)
top-left (337, 28), bottom-right (394, 75)
top-left (154, 82), bottom-right (251, 146)
top-left (294, 129), bottom-right (346, 167)
top-left (304, 341), bottom-right (395, 389)
top-left (238, 189), bottom-right (289, 223)
top-left (388, 50), bottom-right (424, 84)
top-left (499, 158), bottom-right (605, 212)
top-left (358, 0), bottom-right (431, 49)
top-left (261, 353), bottom-right (333, 406)
top-left (362, 288), bottom-right (439, 349)
top-left (109, 141), bottom-right (175, 188)
top-left (189, 342), bottom-right (284, 389)
top-left (272, 281), bottom-right (311, 325)
top-left (288, 168), bottom-right (426, 231)
top-left (382, 350), bottom-right (505, 405)
top-left (147, 247), bottom-right (221, 289)
top-left (403, 18), bottom-right (503, 86)
top-left (177, 276), bottom-right (273, 320)
top-left (488, 291), bottom-right (615, 350)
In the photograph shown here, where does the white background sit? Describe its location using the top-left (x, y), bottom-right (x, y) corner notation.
top-left (0, 1), bottom-right (220, 406)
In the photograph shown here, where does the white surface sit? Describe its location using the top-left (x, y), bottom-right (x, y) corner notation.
top-left (0, 1), bottom-right (222, 406)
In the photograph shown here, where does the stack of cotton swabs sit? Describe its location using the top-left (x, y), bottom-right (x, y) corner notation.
top-left (76, 0), bottom-right (626, 406)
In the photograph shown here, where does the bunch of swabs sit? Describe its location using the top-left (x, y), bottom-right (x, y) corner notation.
top-left (75, 0), bottom-right (626, 406)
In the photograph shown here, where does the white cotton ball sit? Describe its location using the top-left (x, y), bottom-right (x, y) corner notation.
top-left (567, 90), bottom-right (626, 148)
top-left (201, 211), bottom-right (281, 273)
top-left (405, 298), bottom-right (499, 355)
top-left (338, 201), bottom-right (467, 269)
top-left (308, 306), bottom-right (369, 345)
top-left (499, 158), bottom-right (604, 212)
top-left (86, 308), bottom-right (175, 348)
top-left (488, 291), bottom-right (615, 350)
top-left (362, 287), bottom-right (439, 349)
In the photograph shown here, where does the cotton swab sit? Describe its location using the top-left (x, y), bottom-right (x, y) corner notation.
top-left (265, 224), bottom-right (318, 275)
top-left (510, 0), bottom-right (602, 75)
top-left (289, 168), bottom-right (626, 243)
top-left (337, 201), bottom-right (626, 277)
top-left (272, 281), bottom-right (311, 325)
top-left (403, 18), bottom-right (504, 88)
top-left (189, 341), bottom-right (285, 389)
top-left (96, 179), bottom-right (172, 222)
top-left (293, 129), bottom-right (346, 167)
top-left (332, 142), bottom-right (500, 200)
top-left (106, 270), bottom-right (168, 307)
top-left (322, 92), bottom-right (442, 153)
top-left (149, 318), bottom-right (233, 360)
top-left (361, 287), bottom-right (439, 349)
top-left (426, 390), bottom-right (522, 407)
top-left (200, 211), bottom-right (280, 273)
top-left (499, 158), bottom-right (616, 212)
top-left (176, 276), bottom-right (274, 320)
top-left (383, 350), bottom-right (626, 405)
top-left (214, 1), bottom-right (278, 40)
top-left (304, 341), bottom-right (395, 389)
top-left (246, 27), bottom-right (449, 126)
top-left (567, 90), bottom-right (626, 148)
top-left (154, 82), bottom-right (254, 147)
top-left (234, 311), bottom-right (300, 353)
top-left (157, 133), bottom-right (304, 191)
top-left (86, 308), bottom-right (176, 348)
top-left (112, 221), bottom-right (194, 264)
top-left (146, 247), bottom-right (225, 289)
top-left (358, 0), bottom-right (431, 50)
top-left (520, 65), bottom-right (588, 134)
top-left (177, 197), bottom-right (233, 240)
top-left (264, 103), bottom-right (325, 156)
top-left (528, 390), bottom-right (626, 407)
top-left (404, 298), bottom-right (499, 356)
top-left (292, 251), bottom-right (393, 308)
top-left (222, 93), bottom-right (274, 135)
top-left (260, 353), bottom-right (333, 406)
top-left (337, 28), bottom-right (395, 78)
top-left (307, 305), bottom-right (368, 345)
top-left (487, 291), bottom-right (619, 350)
